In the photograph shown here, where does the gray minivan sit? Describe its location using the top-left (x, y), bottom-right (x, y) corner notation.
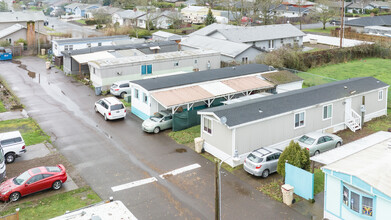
top-left (243, 147), bottom-right (282, 178)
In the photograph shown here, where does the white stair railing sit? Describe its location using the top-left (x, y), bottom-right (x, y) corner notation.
top-left (345, 109), bottom-right (362, 132)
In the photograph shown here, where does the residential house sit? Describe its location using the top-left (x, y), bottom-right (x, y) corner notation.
top-left (112, 10), bottom-right (145, 26)
top-left (273, 4), bottom-right (311, 18)
top-left (312, 131), bottom-right (391, 220)
top-left (0, 11), bottom-right (45, 33)
top-left (52, 35), bottom-right (130, 57)
top-left (0, 24), bottom-right (46, 46)
top-left (189, 23), bottom-right (305, 51)
top-left (128, 64), bottom-right (275, 120)
top-left (74, 4), bottom-right (101, 18)
top-left (152, 31), bottom-right (183, 42)
top-left (62, 41), bottom-right (179, 75)
top-left (180, 35), bottom-right (262, 63)
top-left (365, 1), bottom-right (391, 12)
top-left (64, 3), bottom-right (82, 14)
top-left (137, 10), bottom-right (179, 30)
top-left (86, 6), bottom-right (124, 19)
top-left (327, 1), bottom-right (352, 11)
top-left (198, 77), bottom-right (388, 166)
top-left (180, 6), bottom-right (209, 24)
top-left (88, 49), bottom-right (221, 90)
top-left (364, 26), bottom-right (391, 37)
top-left (347, 2), bottom-right (367, 14)
top-left (345, 15), bottom-right (391, 33)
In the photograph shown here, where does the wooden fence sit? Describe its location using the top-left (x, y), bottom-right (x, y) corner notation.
top-left (331, 29), bottom-right (391, 42)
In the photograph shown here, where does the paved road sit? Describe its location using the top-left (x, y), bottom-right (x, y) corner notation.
top-left (46, 16), bottom-right (103, 39)
top-left (0, 57), bottom-right (307, 220)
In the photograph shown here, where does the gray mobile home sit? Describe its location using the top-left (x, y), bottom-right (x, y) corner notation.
top-left (198, 77), bottom-right (389, 167)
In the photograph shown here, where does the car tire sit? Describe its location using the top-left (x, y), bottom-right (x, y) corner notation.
top-left (104, 114), bottom-right (108, 121)
top-left (120, 92), bottom-right (126, 99)
top-left (335, 142), bottom-right (341, 148)
top-left (314, 150), bottom-right (320, 156)
top-left (5, 153), bottom-right (15, 164)
top-left (262, 169), bottom-right (269, 178)
top-left (153, 127), bottom-right (160, 134)
top-left (94, 106), bottom-right (98, 113)
top-left (52, 180), bottom-right (62, 190)
top-left (9, 192), bottom-right (20, 202)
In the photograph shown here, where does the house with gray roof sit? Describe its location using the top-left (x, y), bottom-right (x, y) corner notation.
top-left (198, 77), bottom-right (389, 167)
top-left (189, 23), bottom-right (305, 52)
top-left (112, 10), bottom-right (145, 26)
top-left (345, 15), bottom-right (391, 33)
top-left (180, 35), bottom-right (262, 63)
top-left (0, 23), bottom-right (47, 46)
top-left (0, 11), bottom-right (46, 33)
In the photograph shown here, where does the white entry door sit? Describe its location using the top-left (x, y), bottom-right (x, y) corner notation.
top-left (345, 98), bottom-right (352, 121)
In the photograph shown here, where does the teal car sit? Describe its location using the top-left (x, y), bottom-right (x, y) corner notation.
top-left (142, 111), bottom-right (173, 134)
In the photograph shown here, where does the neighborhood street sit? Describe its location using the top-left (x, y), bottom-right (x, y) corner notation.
top-left (0, 57), bottom-right (306, 219)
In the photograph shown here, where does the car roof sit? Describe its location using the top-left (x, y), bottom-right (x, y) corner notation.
top-left (112, 80), bottom-right (130, 85)
top-left (102, 97), bottom-right (122, 105)
top-left (252, 147), bottom-right (281, 157)
top-left (0, 131), bottom-right (22, 140)
top-left (303, 132), bottom-right (333, 139)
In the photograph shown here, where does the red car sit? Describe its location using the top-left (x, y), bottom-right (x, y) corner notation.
top-left (0, 164), bottom-right (67, 202)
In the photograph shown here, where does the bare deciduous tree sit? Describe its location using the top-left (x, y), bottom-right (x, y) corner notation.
top-left (311, 0), bottom-right (336, 29)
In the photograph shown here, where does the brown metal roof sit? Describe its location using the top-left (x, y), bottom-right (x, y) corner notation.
top-left (222, 76), bottom-right (274, 91)
top-left (151, 86), bottom-right (213, 107)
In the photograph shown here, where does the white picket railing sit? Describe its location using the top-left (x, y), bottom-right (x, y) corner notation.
top-left (345, 109), bottom-right (362, 132)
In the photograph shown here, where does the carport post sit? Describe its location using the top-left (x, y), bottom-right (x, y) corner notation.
top-left (311, 160), bottom-right (315, 173)
top-left (215, 159), bottom-right (219, 220)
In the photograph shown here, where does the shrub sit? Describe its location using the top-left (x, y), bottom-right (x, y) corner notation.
top-left (277, 141), bottom-right (310, 178)
top-left (85, 19), bottom-right (97, 25)
top-left (0, 41), bottom-right (10, 47)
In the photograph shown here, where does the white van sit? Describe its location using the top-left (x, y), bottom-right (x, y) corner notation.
top-left (0, 131), bottom-right (26, 163)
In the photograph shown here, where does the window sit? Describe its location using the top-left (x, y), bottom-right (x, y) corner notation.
top-left (242, 57), bottom-right (248, 64)
top-left (55, 44), bottom-right (57, 50)
top-left (174, 61), bottom-right (179, 66)
top-left (64, 45), bottom-right (68, 51)
top-left (280, 38), bottom-right (284, 44)
top-left (134, 89), bottom-right (139, 99)
top-left (323, 104), bottom-right (332, 120)
top-left (350, 191), bottom-right (360, 213)
top-left (378, 90), bottom-right (383, 101)
top-left (266, 154), bottom-right (274, 161)
top-left (143, 93), bottom-right (148, 104)
top-left (69, 45), bottom-right (73, 50)
top-left (343, 186), bottom-right (349, 206)
top-left (194, 59), bottom-right (197, 64)
top-left (141, 65), bottom-right (152, 75)
top-left (119, 83), bottom-right (129, 88)
top-left (317, 137), bottom-right (326, 144)
top-left (362, 196), bottom-right (373, 216)
top-left (87, 43), bottom-right (91, 48)
top-left (269, 40), bottom-right (274, 49)
top-left (27, 174), bottom-right (43, 184)
top-left (98, 42), bottom-right (102, 46)
top-left (93, 68), bottom-right (96, 74)
top-left (203, 117), bottom-right (212, 135)
top-left (294, 112), bottom-right (305, 128)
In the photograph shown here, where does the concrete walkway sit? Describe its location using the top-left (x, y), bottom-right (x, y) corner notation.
top-left (0, 109), bottom-right (28, 121)
top-left (304, 33), bottom-right (373, 47)
top-left (292, 192), bottom-right (324, 220)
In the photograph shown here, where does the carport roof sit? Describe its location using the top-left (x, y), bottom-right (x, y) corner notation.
top-left (151, 75), bottom-right (274, 108)
top-left (131, 64), bottom-right (272, 91)
top-left (199, 77), bottom-right (389, 128)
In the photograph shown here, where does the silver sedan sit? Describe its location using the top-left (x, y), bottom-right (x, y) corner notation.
top-left (297, 132), bottom-right (343, 156)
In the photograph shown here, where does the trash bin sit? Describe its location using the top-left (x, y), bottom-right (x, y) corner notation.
top-left (41, 49), bottom-right (46, 55)
top-left (95, 87), bottom-right (102, 96)
top-left (45, 61), bottom-right (51, 70)
top-left (194, 137), bottom-right (204, 153)
top-left (124, 94), bottom-right (131, 103)
top-left (281, 184), bottom-right (294, 206)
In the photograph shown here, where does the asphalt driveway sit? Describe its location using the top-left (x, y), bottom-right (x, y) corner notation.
top-left (0, 57), bottom-right (307, 220)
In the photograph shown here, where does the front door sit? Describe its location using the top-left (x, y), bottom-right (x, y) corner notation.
top-left (345, 98), bottom-right (352, 121)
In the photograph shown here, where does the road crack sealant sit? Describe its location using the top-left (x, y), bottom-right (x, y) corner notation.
top-left (12, 59), bottom-right (210, 219)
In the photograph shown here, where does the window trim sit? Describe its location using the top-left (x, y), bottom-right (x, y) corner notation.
top-left (378, 90), bottom-right (383, 101)
top-left (143, 92), bottom-right (148, 104)
top-left (294, 111), bottom-right (305, 129)
top-left (203, 117), bottom-right (213, 136)
top-left (341, 183), bottom-right (374, 218)
top-left (322, 104), bottom-right (333, 120)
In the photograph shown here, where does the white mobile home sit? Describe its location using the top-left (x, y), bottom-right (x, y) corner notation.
top-left (88, 49), bottom-right (221, 90)
top-left (198, 77), bottom-right (389, 167)
top-left (129, 64), bottom-right (276, 120)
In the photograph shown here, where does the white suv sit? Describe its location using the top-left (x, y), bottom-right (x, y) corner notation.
top-left (110, 81), bottom-right (131, 98)
top-left (94, 97), bottom-right (126, 120)
top-left (0, 131), bottom-right (26, 163)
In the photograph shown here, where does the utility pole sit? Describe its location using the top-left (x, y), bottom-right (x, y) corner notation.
top-left (215, 159), bottom-right (219, 220)
top-left (339, 0), bottom-right (344, 48)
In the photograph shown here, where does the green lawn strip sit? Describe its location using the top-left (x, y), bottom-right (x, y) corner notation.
top-left (168, 125), bottom-right (200, 145)
top-left (303, 26), bottom-right (337, 34)
top-left (0, 187), bottom-right (101, 220)
top-left (0, 101), bottom-right (6, 113)
top-left (120, 99), bottom-right (131, 108)
top-left (44, 26), bottom-right (55, 31)
top-left (314, 168), bottom-right (325, 195)
top-left (304, 58), bottom-right (391, 107)
top-left (75, 19), bottom-right (86, 25)
top-left (0, 118), bottom-right (50, 146)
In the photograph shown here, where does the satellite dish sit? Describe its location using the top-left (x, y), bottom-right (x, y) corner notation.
top-left (220, 116), bottom-right (227, 125)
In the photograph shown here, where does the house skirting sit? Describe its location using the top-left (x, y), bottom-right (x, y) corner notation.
top-left (131, 107), bottom-right (149, 120)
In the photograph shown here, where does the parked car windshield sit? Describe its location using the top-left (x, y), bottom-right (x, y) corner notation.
top-left (247, 153), bottom-right (263, 163)
top-left (13, 171), bottom-right (31, 185)
top-left (298, 135), bottom-right (315, 145)
top-left (110, 104), bottom-right (124, 111)
top-left (111, 84), bottom-right (119, 88)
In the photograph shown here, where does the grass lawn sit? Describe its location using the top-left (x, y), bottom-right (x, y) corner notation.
top-left (0, 118), bottom-right (50, 146)
top-left (303, 26), bottom-right (337, 34)
top-left (299, 58), bottom-right (391, 107)
top-left (0, 101), bottom-right (6, 113)
top-left (75, 19), bottom-right (86, 25)
top-left (44, 26), bottom-right (55, 31)
top-left (168, 125), bottom-right (200, 145)
top-left (0, 187), bottom-right (101, 220)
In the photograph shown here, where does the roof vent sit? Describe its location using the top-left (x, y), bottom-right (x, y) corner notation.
top-left (377, 80), bottom-right (380, 83)
top-left (258, 108), bottom-right (263, 113)
top-left (232, 67), bottom-right (236, 70)
top-left (344, 86), bottom-right (348, 89)
top-left (350, 90), bottom-right (356, 95)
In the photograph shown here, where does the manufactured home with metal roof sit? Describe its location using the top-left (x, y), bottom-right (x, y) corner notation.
top-left (198, 77), bottom-right (389, 167)
top-left (88, 49), bottom-right (220, 90)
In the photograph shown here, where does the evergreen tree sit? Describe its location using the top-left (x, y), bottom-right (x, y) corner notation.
top-left (277, 140), bottom-right (310, 178)
top-left (204, 8), bottom-right (216, 26)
